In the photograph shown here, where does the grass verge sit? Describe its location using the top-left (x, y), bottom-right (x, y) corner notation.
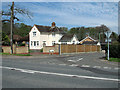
top-left (0, 53), bottom-right (31, 56)
top-left (109, 58), bottom-right (120, 62)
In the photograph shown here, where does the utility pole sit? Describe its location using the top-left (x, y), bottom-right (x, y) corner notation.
top-left (10, 2), bottom-right (14, 54)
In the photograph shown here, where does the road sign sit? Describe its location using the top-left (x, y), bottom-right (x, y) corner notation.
top-left (105, 38), bottom-right (112, 42)
top-left (104, 31), bottom-right (112, 60)
top-left (104, 31), bottom-right (112, 38)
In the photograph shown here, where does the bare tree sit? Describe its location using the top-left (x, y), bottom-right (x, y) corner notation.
top-left (2, 2), bottom-right (32, 54)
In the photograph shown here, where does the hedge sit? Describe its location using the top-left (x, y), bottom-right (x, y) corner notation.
top-left (105, 45), bottom-right (120, 58)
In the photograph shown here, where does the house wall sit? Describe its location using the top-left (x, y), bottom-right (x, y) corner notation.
top-left (71, 36), bottom-right (79, 44)
top-left (80, 38), bottom-right (94, 44)
top-left (59, 35), bottom-right (79, 44)
top-left (29, 26), bottom-right (41, 49)
top-left (29, 25), bottom-right (63, 50)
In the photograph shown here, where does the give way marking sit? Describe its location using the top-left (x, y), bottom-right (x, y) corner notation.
top-left (1, 66), bottom-right (119, 82)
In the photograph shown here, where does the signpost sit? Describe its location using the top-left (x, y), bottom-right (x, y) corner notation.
top-left (104, 31), bottom-right (112, 60)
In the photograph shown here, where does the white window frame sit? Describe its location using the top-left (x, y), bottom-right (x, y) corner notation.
top-left (31, 41), bottom-right (33, 46)
top-left (73, 41), bottom-right (75, 44)
top-left (52, 41), bottom-right (55, 46)
top-left (33, 32), bottom-right (36, 37)
top-left (37, 41), bottom-right (39, 46)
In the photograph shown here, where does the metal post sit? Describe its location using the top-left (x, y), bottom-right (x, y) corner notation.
top-left (107, 32), bottom-right (109, 60)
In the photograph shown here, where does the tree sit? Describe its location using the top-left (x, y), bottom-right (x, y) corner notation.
top-left (2, 2), bottom-right (32, 54)
top-left (118, 35), bottom-right (120, 43)
top-left (2, 32), bottom-right (10, 46)
top-left (59, 27), bottom-right (68, 33)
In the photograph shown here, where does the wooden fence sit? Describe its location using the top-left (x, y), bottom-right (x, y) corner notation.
top-left (61, 44), bottom-right (100, 53)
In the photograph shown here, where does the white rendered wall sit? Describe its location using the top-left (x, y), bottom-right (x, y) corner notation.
top-left (29, 25), bottom-right (63, 49)
top-left (29, 26), bottom-right (41, 49)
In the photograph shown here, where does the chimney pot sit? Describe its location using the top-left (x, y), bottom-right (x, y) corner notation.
top-left (52, 22), bottom-right (56, 27)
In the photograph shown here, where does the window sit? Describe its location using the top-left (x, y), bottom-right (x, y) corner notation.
top-left (34, 41), bottom-right (36, 46)
top-left (73, 41), bottom-right (75, 44)
top-left (31, 41), bottom-right (33, 46)
top-left (37, 41), bottom-right (39, 46)
top-left (52, 41), bottom-right (55, 46)
top-left (33, 32), bottom-right (36, 37)
top-left (43, 41), bottom-right (46, 47)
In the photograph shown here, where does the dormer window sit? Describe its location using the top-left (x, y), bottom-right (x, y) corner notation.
top-left (33, 32), bottom-right (36, 37)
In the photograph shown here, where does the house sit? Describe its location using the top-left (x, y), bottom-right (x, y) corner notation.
top-left (80, 35), bottom-right (100, 45)
top-left (8, 34), bottom-right (29, 46)
top-left (59, 34), bottom-right (79, 44)
top-left (29, 22), bottom-right (65, 50)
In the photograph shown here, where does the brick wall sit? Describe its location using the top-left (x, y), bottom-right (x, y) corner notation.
top-left (43, 45), bottom-right (59, 54)
top-left (2, 45), bottom-right (29, 54)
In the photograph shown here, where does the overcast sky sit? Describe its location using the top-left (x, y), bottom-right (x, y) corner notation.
top-left (2, 2), bottom-right (118, 34)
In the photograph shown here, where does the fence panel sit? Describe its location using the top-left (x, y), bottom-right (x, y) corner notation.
top-left (61, 44), bottom-right (100, 53)
top-left (77, 45), bottom-right (84, 52)
top-left (91, 45), bottom-right (97, 51)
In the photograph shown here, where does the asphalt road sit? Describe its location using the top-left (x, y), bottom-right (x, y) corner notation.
top-left (2, 52), bottom-right (120, 88)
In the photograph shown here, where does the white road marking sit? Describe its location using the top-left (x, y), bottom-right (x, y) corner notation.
top-left (93, 66), bottom-right (101, 69)
top-left (69, 64), bottom-right (78, 67)
top-left (81, 65), bottom-right (90, 67)
top-left (103, 67), bottom-right (111, 69)
top-left (68, 58), bottom-right (83, 62)
top-left (114, 68), bottom-right (120, 70)
top-left (1, 66), bottom-right (119, 82)
top-left (78, 58), bottom-right (83, 61)
top-left (68, 60), bottom-right (77, 62)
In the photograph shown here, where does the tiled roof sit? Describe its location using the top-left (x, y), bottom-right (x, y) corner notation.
top-left (8, 35), bottom-right (29, 41)
top-left (59, 34), bottom-right (74, 42)
top-left (35, 25), bottom-right (64, 33)
top-left (20, 35), bottom-right (29, 41)
top-left (8, 35), bottom-right (22, 41)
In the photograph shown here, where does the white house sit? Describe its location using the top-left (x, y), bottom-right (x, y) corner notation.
top-left (79, 35), bottom-right (100, 45)
top-left (29, 22), bottom-right (79, 50)
top-left (59, 34), bottom-right (79, 44)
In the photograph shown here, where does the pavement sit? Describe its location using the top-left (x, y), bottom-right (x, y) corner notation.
top-left (1, 52), bottom-right (120, 88)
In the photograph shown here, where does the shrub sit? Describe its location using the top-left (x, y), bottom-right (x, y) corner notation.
top-left (18, 43), bottom-right (25, 46)
top-left (105, 44), bottom-right (120, 58)
top-left (40, 49), bottom-right (43, 52)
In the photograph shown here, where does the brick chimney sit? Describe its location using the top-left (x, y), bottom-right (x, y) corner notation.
top-left (52, 22), bottom-right (56, 27)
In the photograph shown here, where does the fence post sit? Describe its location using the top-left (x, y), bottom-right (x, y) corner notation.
top-left (76, 45), bottom-right (77, 53)
top-left (84, 44), bottom-right (85, 52)
top-left (59, 44), bottom-right (61, 55)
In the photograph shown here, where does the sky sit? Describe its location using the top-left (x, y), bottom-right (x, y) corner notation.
top-left (2, 2), bottom-right (119, 34)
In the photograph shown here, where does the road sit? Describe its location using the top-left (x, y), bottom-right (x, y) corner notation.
top-left (2, 52), bottom-right (120, 88)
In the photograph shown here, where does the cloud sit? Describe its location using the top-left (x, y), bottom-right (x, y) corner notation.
top-left (26, 2), bottom-right (118, 33)
top-left (2, 2), bottom-right (118, 33)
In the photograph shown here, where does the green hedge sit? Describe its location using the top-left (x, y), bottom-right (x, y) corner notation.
top-left (105, 45), bottom-right (120, 58)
